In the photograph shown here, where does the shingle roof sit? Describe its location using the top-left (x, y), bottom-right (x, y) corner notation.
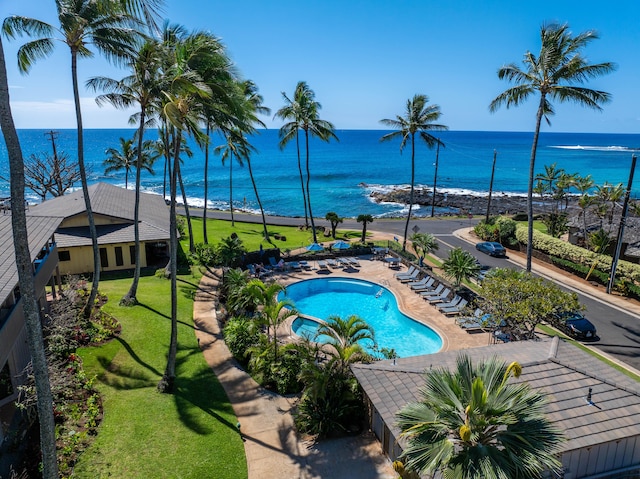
top-left (351, 337), bottom-right (640, 454)
top-left (0, 215), bottom-right (63, 305)
top-left (28, 183), bottom-right (171, 247)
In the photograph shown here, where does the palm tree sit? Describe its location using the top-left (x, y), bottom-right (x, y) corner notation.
top-left (156, 32), bottom-right (212, 393)
top-left (396, 354), bottom-right (564, 479)
top-left (276, 81), bottom-right (337, 243)
top-left (356, 214), bottom-right (373, 242)
top-left (244, 279), bottom-right (296, 361)
top-left (103, 136), bottom-right (155, 188)
top-left (442, 247), bottom-right (480, 288)
top-left (317, 315), bottom-right (375, 373)
top-left (275, 82), bottom-right (310, 227)
top-left (490, 22), bottom-right (616, 272)
top-left (325, 211), bottom-right (343, 239)
top-left (3, 0), bottom-right (145, 318)
top-left (189, 31), bottom-right (236, 244)
top-left (380, 94), bottom-right (447, 251)
top-left (410, 232), bottom-right (439, 266)
top-left (235, 79), bottom-right (271, 241)
top-left (88, 38), bottom-right (163, 304)
top-left (0, 36), bottom-right (58, 479)
top-left (215, 129), bottom-right (247, 226)
top-left (574, 174), bottom-right (595, 244)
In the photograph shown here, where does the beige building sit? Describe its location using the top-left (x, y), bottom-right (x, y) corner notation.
top-left (0, 214), bottom-right (62, 443)
top-left (28, 182), bottom-right (171, 275)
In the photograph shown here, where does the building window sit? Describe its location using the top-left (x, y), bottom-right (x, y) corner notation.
top-left (58, 250), bottom-right (71, 262)
top-left (100, 248), bottom-right (109, 268)
top-left (0, 363), bottom-right (14, 400)
top-left (115, 246), bottom-right (124, 266)
top-left (129, 245), bottom-right (136, 265)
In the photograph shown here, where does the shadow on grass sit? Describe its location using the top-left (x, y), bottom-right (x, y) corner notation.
top-left (173, 360), bottom-right (239, 436)
top-left (93, 336), bottom-right (162, 390)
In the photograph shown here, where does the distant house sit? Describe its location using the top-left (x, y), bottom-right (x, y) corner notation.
top-left (567, 210), bottom-right (640, 263)
top-left (0, 214), bottom-right (62, 443)
top-left (352, 337), bottom-right (640, 479)
top-left (28, 183), bottom-right (171, 275)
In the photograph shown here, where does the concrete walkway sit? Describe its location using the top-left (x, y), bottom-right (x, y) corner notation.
top-left (191, 226), bottom-right (640, 478)
top-left (192, 268), bottom-right (396, 479)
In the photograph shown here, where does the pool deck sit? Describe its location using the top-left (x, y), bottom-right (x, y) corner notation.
top-left (193, 254), bottom-right (490, 479)
top-left (275, 256), bottom-right (491, 353)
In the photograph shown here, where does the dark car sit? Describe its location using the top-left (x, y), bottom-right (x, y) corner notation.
top-left (555, 312), bottom-right (597, 341)
top-left (475, 241), bottom-right (506, 257)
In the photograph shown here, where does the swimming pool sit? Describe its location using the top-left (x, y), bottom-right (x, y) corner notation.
top-left (280, 278), bottom-right (443, 358)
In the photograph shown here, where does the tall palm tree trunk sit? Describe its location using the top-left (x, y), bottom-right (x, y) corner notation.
top-left (296, 131), bottom-right (308, 227)
top-left (0, 38), bottom-right (58, 479)
top-left (229, 151), bottom-right (235, 226)
top-left (527, 96), bottom-right (546, 272)
top-left (71, 51), bottom-right (100, 319)
top-left (247, 158), bottom-right (269, 240)
top-left (403, 135), bottom-right (416, 251)
top-left (177, 160), bottom-right (194, 253)
top-left (122, 109), bottom-right (146, 304)
top-left (203, 123), bottom-right (210, 244)
top-left (305, 130), bottom-right (317, 243)
top-left (159, 132), bottom-right (180, 394)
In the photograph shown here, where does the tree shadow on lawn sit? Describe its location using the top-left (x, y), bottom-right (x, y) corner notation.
top-left (136, 301), bottom-right (197, 331)
top-left (93, 337), bottom-right (239, 436)
top-left (92, 336), bottom-right (163, 390)
top-left (173, 360), bottom-right (240, 436)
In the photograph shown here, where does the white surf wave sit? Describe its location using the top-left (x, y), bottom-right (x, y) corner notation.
top-left (550, 145), bottom-right (640, 152)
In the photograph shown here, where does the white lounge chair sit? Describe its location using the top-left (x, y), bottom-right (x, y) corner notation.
top-left (426, 288), bottom-right (451, 304)
top-left (419, 283), bottom-right (444, 298)
top-left (399, 270), bottom-right (420, 283)
top-left (395, 265), bottom-right (417, 280)
top-left (411, 277), bottom-right (436, 291)
top-left (439, 298), bottom-right (469, 315)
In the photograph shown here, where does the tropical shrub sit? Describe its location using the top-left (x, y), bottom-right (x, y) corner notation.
top-left (189, 242), bottom-right (218, 266)
top-left (396, 354), bottom-right (564, 479)
top-left (223, 316), bottom-right (260, 365)
top-left (515, 224), bottom-right (640, 283)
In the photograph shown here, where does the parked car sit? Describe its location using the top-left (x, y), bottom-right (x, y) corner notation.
top-left (475, 241), bottom-right (506, 257)
top-left (555, 312), bottom-right (597, 341)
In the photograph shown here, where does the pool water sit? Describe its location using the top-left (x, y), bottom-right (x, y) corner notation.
top-left (280, 278), bottom-right (443, 358)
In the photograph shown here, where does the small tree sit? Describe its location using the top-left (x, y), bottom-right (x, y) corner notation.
top-left (442, 247), bottom-right (480, 288)
top-left (356, 214), bottom-right (374, 242)
top-left (325, 211), bottom-right (343, 239)
top-left (410, 232), bottom-right (439, 266)
top-left (478, 268), bottom-right (581, 339)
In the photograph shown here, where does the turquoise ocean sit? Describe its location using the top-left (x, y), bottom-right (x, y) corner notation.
top-left (0, 129), bottom-right (639, 218)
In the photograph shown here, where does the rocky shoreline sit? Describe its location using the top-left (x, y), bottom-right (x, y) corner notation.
top-left (369, 187), bottom-right (566, 216)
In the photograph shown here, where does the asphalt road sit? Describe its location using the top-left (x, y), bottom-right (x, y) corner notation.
top-left (182, 208), bottom-right (640, 372)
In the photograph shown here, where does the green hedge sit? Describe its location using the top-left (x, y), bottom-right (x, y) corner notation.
top-left (515, 224), bottom-right (640, 283)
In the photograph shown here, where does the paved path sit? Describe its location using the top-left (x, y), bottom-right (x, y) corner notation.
top-left (188, 211), bottom-right (640, 478)
top-left (192, 268), bottom-right (396, 479)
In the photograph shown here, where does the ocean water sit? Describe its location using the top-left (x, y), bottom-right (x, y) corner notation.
top-left (0, 129), bottom-right (639, 218)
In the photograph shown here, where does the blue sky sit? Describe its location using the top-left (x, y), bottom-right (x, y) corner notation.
top-left (1, 0), bottom-right (639, 132)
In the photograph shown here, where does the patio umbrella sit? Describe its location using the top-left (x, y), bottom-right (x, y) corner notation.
top-left (332, 240), bottom-right (350, 250)
top-left (306, 242), bottom-right (324, 252)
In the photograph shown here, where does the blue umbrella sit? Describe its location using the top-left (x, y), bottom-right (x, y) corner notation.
top-left (306, 242), bottom-right (324, 252)
top-left (332, 240), bottom-right (350, 250)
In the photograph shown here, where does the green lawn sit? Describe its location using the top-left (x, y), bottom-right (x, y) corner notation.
top-left (184, 216), bottom-right (361, 252)
top-left (74, 270), bottom-right (246, 479)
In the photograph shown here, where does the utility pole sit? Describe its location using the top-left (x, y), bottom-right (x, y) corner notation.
top-left (45, 130), bottom-right (60, 195)
top-left (431, 140), bottom-right (442, 218)
top-left (486, 149), bottom-right (497, 223)
top-left (607, 154), bottom-right (637, 294)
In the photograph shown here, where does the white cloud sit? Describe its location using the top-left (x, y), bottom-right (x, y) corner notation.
top-left (9, 97), bottom-right (137, 129)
